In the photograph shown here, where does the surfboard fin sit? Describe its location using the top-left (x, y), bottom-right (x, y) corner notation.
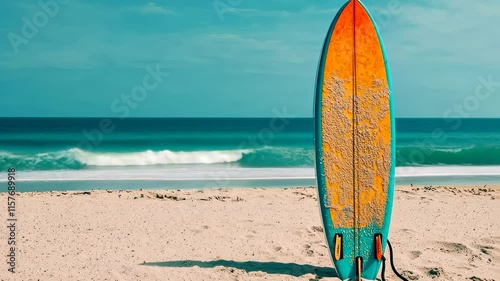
top-left (375, 234), bottom-right (383, 261)
top-left (356, 256), bottom-right (363, 280)
top-left (333, 233), bottom-right (343, 260)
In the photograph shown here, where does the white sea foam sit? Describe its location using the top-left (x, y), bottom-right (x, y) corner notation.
top-left (7, 165), bottom-right (500, 183)
top-left (70, 148), bottom-right (250, 166)
top-left (10, 167), bottom-right (315, 182)
top-left (396, 166), bottom-right (500, 177)
top-left (428, 146), bottom-right (475, 153)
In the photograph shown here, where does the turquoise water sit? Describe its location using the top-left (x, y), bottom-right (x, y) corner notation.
top-left (1, 118), bottom-right (500, 191)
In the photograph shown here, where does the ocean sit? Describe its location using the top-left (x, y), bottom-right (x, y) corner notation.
top-left (1, 118), bottom-right (500, 191)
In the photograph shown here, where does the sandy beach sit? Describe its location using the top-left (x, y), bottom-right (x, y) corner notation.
top-left (1, 185), bottom-right (499, 281)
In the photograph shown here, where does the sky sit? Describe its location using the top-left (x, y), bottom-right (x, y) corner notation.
top-left (0, 0), bottom-right (499, 118)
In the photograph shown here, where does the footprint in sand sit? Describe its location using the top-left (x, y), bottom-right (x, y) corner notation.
top-left (478, 245), bottom-right (494, 255)
top-left (399, 228), bottom-right (416, 233)
top-left (425, 267), bottom-right (444, 279)
top-left (401, 270), bottom-right (421, 280)
top-left (409, 250), bottom-right (422, 260)
top-left (437, 241), bottom-right (471, 255)
top-left (468, 276), bottom-right (496, 281)
top-left (302, 244), bottom-right (315, 256)
top-left (311, 226), bottom-right (324, 233)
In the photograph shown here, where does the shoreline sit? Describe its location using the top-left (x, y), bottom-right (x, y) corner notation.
top-left (4, 182), bottom-right (500, 194)
top-left (1, 186), bottom-right (499, 280)
top-left (5, 165), bottom-right (500, 193)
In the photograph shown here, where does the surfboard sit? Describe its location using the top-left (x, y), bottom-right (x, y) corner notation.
top-left (314, 0), bottom-right (395, 280)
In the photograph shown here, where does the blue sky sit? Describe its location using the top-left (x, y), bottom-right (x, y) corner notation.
top-left (1, 0), bottom-right (499, 117)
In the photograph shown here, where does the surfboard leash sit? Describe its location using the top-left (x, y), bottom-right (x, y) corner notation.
top-left (381, 240), bottom-right (409, 281)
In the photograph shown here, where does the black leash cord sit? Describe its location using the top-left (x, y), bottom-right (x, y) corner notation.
top-left (381, 256), bottom-right (387, 281)
top-left (381, 240), bottom-right (409, 281)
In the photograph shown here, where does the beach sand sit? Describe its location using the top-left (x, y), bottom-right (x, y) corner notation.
top-left (1, 186), bottom-right (499, 281)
